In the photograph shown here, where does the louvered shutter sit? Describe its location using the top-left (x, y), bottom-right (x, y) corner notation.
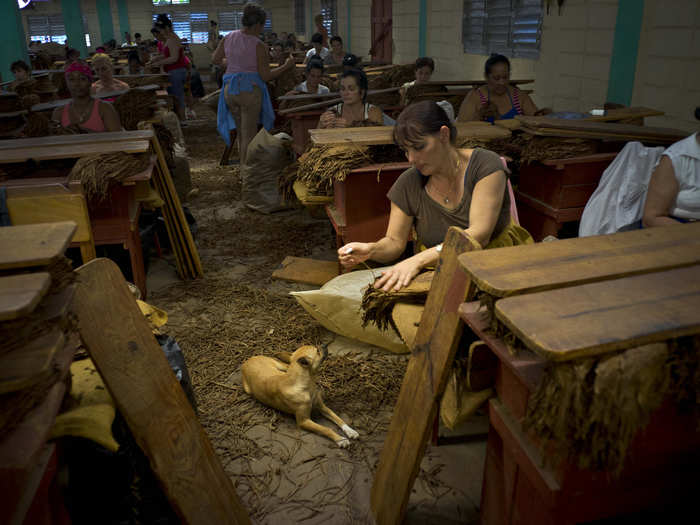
top-left (511, 0), bottom-right (542, 58)
top-left (191, 12), bottom-right (209, 44)
top-left (218, 10), bottom-right (243, 36)
top-left (28, 16), bottom-right (50, 43)
top-left (171, 12), bottom-right (191, 42)
top-left (463, 0), bottom-right (487, 54)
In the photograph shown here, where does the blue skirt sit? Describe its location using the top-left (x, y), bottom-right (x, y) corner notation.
top-left (217, 72), bottom-right (275, 145)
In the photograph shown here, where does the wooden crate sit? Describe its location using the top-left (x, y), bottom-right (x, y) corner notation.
top-left (515, 152), bottom-right (618, 240)
top-left (326, 162), bottom-right (410, 246)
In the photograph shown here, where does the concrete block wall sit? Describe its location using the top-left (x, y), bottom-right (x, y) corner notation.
top-left (532, 0), bottom-right (617, 113)
top-left (632, 0), bottom-right (700, 132)
top-left (392, 0), bottom-right (420, 65)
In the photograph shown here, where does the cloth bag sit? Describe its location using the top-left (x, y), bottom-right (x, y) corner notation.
top-left (291, 268), bottom-right (409, 354)
top-left (241, 129), bottom-right (295, 213)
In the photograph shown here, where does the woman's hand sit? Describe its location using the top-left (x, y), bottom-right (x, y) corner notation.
top-left (372, 256), bottom-right (422, 292)
top-left (338, 242), bottom-right (372, 268)
top-left (284, 56), bottom-right (295, 69)
top-left (319, 110), bottom-right (337, 128)
top-left (478, 102), bottom-right (500, 121)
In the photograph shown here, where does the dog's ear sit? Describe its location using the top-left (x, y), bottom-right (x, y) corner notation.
top-left (297, 356), bottom-right (310, 367)
top-left (273, 351), bottom-right (292, 364)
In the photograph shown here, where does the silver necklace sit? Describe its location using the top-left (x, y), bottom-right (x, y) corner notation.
top-left (430, 155), bottom-right (464, 205)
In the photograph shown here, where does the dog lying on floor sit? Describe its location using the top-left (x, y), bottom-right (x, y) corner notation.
top-left (241, 345), bottom-right (359, 447)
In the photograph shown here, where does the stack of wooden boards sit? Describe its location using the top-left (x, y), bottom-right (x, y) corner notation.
top-left (308, 121), bottom-right (511, 146)
top-left (516, 115), bottom-right (688, 144)
top-left (370, 222), bottom-right (700, 525)
top-left (0, 222), bottom-right (80, 524)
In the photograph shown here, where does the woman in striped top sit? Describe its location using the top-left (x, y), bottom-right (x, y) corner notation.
top-left (457, 54), bottom-right (538, 123)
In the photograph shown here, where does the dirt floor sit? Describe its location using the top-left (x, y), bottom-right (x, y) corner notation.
top-left (145, 99), bottom-right (488, 525)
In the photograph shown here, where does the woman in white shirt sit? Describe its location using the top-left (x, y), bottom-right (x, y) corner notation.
top-left (303, 33), bottom-right (329, 64)
top-left (293, 57), bottom-right (330, 95)
top-left (643, 110), bottom-right (700, 227)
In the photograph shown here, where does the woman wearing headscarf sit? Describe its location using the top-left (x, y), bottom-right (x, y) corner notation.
top-left (212, 2), bottom-right (294, 164)
top-left (52, 61), bottom-right (121, 133)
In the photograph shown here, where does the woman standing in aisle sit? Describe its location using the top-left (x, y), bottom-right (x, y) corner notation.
top-left (212, 2), bottom-right (294, 164)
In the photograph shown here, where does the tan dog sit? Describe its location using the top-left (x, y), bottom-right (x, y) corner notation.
top-left (241, 345), bottom-right (359, 447)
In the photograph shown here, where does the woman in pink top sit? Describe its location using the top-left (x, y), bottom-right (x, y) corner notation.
top-left (52, 61), bottom-right (121, 133)
top-left (148, 14), bottom-right (189, 121)
top-left (212, 2), bottom-right (294, 165)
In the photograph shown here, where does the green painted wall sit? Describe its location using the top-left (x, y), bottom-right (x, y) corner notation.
top-left (62, 0), bottom-right (88, 58)
top-left (607, 0), bottom-right (645, 106)
top-left (97, 0), bottom-right (115, 45)
top-left (117, 0), bottom-right (131, 44)
top-left (0, 1), bottom-right (28, 82)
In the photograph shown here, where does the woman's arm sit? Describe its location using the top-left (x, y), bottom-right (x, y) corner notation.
top-left (99, 101), bottom-right (122, 132)
top-left (457, 89), bottom-right (481, 122)
top-left (211, 38), bottom-right (226, 65)
top-left (518, 89), bottom-right (538, 116)
top-left (465, 170), bottom-right (507, 247)
top-left (642, 156), bottom-right (681, 228)
top-left (338, 202), bottom-right (413, 266)
top-left (256, 42), bottom-right (293, 81)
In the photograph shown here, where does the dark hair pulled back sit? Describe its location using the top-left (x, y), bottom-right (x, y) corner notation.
top-left (242, 2), bottom-right (266, 27)
top-left (484, 54), bottom-right (510, 76)
top-left (154, 14), bottom-right (172, 30)
top-left (393, 100), bottom-right (456, 149)
top-left (340, 68), bottom-right (369, 102)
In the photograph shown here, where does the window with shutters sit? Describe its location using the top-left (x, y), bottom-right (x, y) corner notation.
top-left (27, 14), bottom-right (67, 44)
top-left (83, 15), bottom-right (90, 47)
top-left (294, 0), bottom-right (305, 35)
top-left (320, 0), bottom-right (337, 38)
top-left (190, 12), bottom-right (209, 44)
top-left (152, 1), bottom-right (190, 5)
top-left (462, 0), bottom-right (542, 59)
top-left (218, 10), bottom-right (243, 37)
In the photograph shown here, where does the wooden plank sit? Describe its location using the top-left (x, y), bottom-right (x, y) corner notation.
top-left (73, 258), bottom-right (249, 524)
top-left (0, 273), bottom-right (51, 321)
top-left (495, 265), bottom-right (700, 362)
top-left (278, 86), bottom-right (401, 102)
top-left (582, 106), bottom-right (664, 122)
top-left (459, 222), bottom-right (700, 297)
top-left (0, 140), bottom-right (150, 163)
top-left (0, 329), bottom-right (64, 395)
top-left (0, 130), bottom-right (154, 151)
top-left (309, 122), bottom-right (510, 146)
top-left (149, 132), bottom-right (202, 279)
top-left (517, 115), bottom-right (687, 141)
top-left (424, 79), bottom-right (534, 87)
top-left (371, 227), bottom-right (481, 525)
top-left (0, 222), bottom-right (76, 271)
top-left (522, 127), bottom-right (683, 144)
top-left (271, 256), bottom-right (339, 286)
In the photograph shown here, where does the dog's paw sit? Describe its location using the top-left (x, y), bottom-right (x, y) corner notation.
top-left (341, 424), bottom-right (359, 440)
top-left (336, 437), bottom-right (351, 448)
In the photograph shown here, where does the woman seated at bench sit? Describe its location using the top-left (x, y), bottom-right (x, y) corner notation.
top-left (52, 61), bottom-right (121, 133)
top-left (643, 109), bottom-right (700, 227)
top-left (318, 69), bottom-right (383, 128)
top-left (290, 57), bottom-right (330, 95)
top-left (400, 56), bottom-right (435, 106)
top-left (457, 54), bottom-right (538, 123)
top-left (91, 53), bottom-right (130, 97)
top-left (338, 100), bottom-right (532, 291)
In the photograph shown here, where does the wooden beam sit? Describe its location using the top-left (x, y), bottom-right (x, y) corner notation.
top-left (0, 222), bottom-right (76, 271)
top-left (73, 258), bottom-right (249, 524)
top-left (370, 227), bottom-right (481, 525)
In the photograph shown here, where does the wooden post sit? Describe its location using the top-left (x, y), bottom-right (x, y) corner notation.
top-left (73, 258), bottom-right (249, 525)
top-left (370, 227), bottom-right (480, 525)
